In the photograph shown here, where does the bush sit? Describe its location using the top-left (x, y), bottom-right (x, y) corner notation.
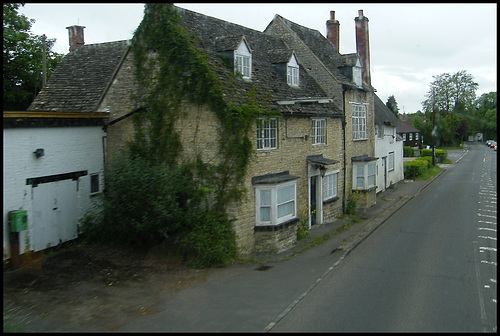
top-left (177, 211), bottom-right (236, 268)
top-left (435, 149), bottom-right (448, 163)
top-left (416, 156), bottom-right (433, 167)
top-left (403, 146), bottom-right (415, 157)
top-left (81, 155), bottom-right (199, 248)
top-left (420, 148), bottom-right (448, 163)
top-left (404, 159), bottom-right (429, 179)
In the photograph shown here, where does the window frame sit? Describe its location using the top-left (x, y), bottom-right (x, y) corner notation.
top-left (90, 173), bottom-right (100, 194)
top-left (257, 118), bottom-right (278, 150)
top-left (353, 161), bottom-right (377, 190)
top-left (352, 103), bottom-right (367, 140)
top-left (311, 118), bottom-right (327, 145)
top-left (255, 180), bottom-right (297, 226)
top-left (388, 152), bottom-right (395, 172)
top-left (323, 170), bottom-right (339, 201)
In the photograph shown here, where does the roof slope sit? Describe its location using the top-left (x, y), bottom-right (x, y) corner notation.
top-left (175, 6), bottom-right (341, 116)
top-left (28, 40), bottom-right (129, 113)
top-left (374, 94), bottom-right (400, 127)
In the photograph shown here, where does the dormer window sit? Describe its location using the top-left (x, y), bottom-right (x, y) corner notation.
top-left (234, 38), bottom-right (252, 80)
top-left (287, 54), bottom-right (299, 87)
top-left (353, 59), bottom-right (362, 87)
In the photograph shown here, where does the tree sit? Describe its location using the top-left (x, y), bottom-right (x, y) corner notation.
top-left (472, 92), bottom-right (497, 141)
top-left (421, 70), bottom-right (478, 115)
top-left (420, 70), bottom-right (479, 147)
top-left (3, 3), bottom-right (63, 110)
top-left (386, 95), bottom-right (399, 117)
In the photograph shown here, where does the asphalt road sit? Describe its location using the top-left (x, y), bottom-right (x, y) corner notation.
top-left (272, 143), bottom-right (497, 332)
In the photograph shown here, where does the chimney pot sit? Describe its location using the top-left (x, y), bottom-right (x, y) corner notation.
top-left (326, 10), bottom-right (340, 52)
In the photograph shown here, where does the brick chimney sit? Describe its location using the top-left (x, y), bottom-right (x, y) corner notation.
top-left (66, 25), bottom-right (85, 52)
top-left (355, 10), bottom-right (371, 86)
top-left (326, 11), bottom-right (340, 52)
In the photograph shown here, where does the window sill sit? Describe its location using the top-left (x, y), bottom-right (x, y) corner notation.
top-left (254, 217), bottom-right (299, 232)
top-left (352, 186), bottom-right (377, 193)
top-left (323, 196), bottom-right (339, 205)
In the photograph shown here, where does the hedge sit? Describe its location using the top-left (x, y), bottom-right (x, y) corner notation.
top-left (404, 159), bottom-right (429, 179)
top-left (403, 146), bottom-right (415, 157)
top-left (421, 148), bottom-right (448, 163)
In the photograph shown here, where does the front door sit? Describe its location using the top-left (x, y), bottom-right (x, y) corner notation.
top-left (310, 176), bottom-right (317, 225)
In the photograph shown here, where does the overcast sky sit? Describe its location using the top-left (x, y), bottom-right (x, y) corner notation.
top-left (19, 3), bottom-right (497, 114)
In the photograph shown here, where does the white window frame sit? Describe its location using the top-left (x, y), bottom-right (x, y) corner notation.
top-left (255, 181), bottom-right (297, 226)
top-left (388, 152), bottom-right (395, 172)
top-left (415, 133), bottom-right (419, 140)
top-left (311, 118), bottom-right (327, 145)
top-left (409, 133), bottom-right (413, 141)
top-left (353, 161), bottom-right (376, 190)
top-left (353, 65), bottom-right (362, 87)
top-left (352, 103), bottom-right (367, 140)
top-left (323, 170), bottom-right (339, 201)
top-left (234, 40), bottom-right (252, 80)
top-left (257, 118), bottom-right (278, 150)
top-left (286, 54), bottom-right (299, 87)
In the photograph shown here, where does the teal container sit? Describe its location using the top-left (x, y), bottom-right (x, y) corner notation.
top-left (9, 210), bottom-right (27, 232)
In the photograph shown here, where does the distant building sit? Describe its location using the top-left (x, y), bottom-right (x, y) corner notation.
top-left (396, 121), bottom-right (421, 148)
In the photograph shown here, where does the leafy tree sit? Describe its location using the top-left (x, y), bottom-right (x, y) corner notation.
top-left (3, 3), bottom-right (63, 110)
top-left (421, 70), bottom-right (478, 115)
top-left (386, 95), bottom-right (399, 117)
top-left (419, 70), bottom-right (479, 147)
top-left (472, 92), bottom-right (497, 141)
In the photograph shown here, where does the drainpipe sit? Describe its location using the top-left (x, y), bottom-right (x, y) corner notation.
top-left (341, 88), bottom-right (347, 214)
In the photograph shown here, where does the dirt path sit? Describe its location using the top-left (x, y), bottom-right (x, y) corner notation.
top-left (3, 242), bottom-right (215, 331)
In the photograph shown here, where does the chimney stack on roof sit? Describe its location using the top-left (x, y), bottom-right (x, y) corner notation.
top-left (355, 10), bottom-right (371, 87)
top-left (66, 25), bottom-right (85, 52)
top-left (326, 11), bottom-right (340, 52)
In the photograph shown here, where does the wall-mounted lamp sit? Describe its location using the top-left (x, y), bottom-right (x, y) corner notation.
top-left (34, 148), bottom-right (44, 158)
top-left (319, 165), bottom-right (327, 177)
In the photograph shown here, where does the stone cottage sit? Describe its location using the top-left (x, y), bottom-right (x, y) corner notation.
top-left (27, 5), bottom-right (381, 256)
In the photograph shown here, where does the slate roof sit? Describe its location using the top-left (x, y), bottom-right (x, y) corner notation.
top-left (28, 5), bottom-right (343, 117)
top-left (270, 15), bottom-right (358, 89)
top-left (396, 120), bottom-right (420, 134)
top-left (374, 94), bottom-right (400, 127)
top-left (28, 40), bottom-right (129, 113)
top-left (176, 6), bottom-right (342, 116)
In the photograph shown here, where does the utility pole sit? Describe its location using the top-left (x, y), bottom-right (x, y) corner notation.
top-left (431, 88), bottom-right (436, 166)
top-left (42, 34), bottom-right (47, 87)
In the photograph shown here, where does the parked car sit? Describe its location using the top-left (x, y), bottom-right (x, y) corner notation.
top-left (494, 144), bottom-right (497, 151)
top-left (486, 140), bottom-right (494, 146)
top-left (490, 141), bottom-right (497, 148)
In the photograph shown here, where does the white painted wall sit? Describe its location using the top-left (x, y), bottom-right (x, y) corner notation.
top-left (375, 124), bottom-right (404, 193)
top-left (3, 126), bottom-right (105, 258)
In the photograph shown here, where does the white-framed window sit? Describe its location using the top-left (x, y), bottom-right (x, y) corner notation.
top-left (90, 173), bottom-right (100, 194)
top-left (415, 133), bottom-right (419, 140)
top-left (257, 118), bottom-right (278, 150)
top-left (255, 181), bottom-right (297, 226)
top-left (311, 118), bottom-right (326, 145)
top-left (377, 125), bottom-right (384, 139)
top-left (409, 133), bottom-right (413, 141)
top-left (287, 66), bottom-right (299, 87)
top-left (388, 152), bottom-right (395, 172)
top-left (353, 161), bottom-right (376, 190)
top-left (352, 103), bottom-right (367, 140)
top-left (234, 40), bottom-right (252, 79)
top-left (403, 133), bottom-right (407, 141)
top-left (323, 170), bottom-right (339, 201)
top-left (353, 65), bottom-right (362, 87)
top-left (286, 54), bottom-right (299, 87)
